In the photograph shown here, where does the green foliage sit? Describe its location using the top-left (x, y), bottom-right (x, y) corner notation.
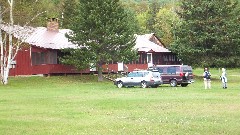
top-left (170, 0), bottom-right (240, 67)
top-left (136, 11), bottom-right (149, 34)
top-left (61, 0), bottom-right (79, 29)
top-left (146, 0), bottom-right (161, 32)
top-left (60, 48), bottom-right (95, 71)
top-left (64, 0), bottom-right (138, 81)
top-left (122, 0), bottom-right (180, 46)
top-left (1, 0), bottom-right (64, 27)
top-left (121, 0), bottom-right (149, 14)
top-left (154, 5), bottom-right (180, 46)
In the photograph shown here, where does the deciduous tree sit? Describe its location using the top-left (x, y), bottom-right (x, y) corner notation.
top-left (0, 0), bottom-right (45, 85)
top-left (154, 5), bottom-right (180, 47)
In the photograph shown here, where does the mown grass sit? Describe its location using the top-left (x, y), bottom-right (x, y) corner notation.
top-left (0, 68), bottom-right (240, 135)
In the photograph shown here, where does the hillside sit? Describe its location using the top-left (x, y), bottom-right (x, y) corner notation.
top-left (121, 0), bottom-right (177, 4)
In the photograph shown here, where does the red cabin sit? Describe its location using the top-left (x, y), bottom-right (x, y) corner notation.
top-left (1, 18), bottom-right (87, 76)
top-left (1, 19), bottom-right (179, 76)
top-left (102, 33), bottom-right (180, 73)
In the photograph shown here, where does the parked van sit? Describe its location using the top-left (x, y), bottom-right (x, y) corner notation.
top-left (148, 65), bottom-right (194, 87)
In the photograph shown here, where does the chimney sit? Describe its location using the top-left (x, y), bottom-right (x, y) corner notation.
top-left (47, 18), bottom-right (59, 32)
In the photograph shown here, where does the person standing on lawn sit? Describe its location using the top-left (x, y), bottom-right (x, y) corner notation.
top-left (203, 68), bottom-right (211, 89)
top-left (220, 68), bottom-right (227, 89)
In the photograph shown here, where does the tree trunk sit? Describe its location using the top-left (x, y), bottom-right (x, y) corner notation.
top-left (2, 0), bottom-right (14, 85)
top-left (0, 6), bottom-right (4, 83)
top-left (97, 61), bottom-right (103, 82)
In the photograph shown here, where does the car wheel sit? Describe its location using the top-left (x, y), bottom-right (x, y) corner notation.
top-left (181, 84), bottom-right (188, 87)
top-left (170, 80), bottom-right (177, 87)
top-left (117, 81), bottom-right (123, 88)
top-left (141, 81), bottom-right (147, 88)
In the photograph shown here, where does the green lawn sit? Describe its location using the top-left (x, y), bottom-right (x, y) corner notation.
top-left (0, 68), bottom-right (240, 135)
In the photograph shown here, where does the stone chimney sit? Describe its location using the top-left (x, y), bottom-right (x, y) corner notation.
top-left (47, 18), bottom-right (59, 32)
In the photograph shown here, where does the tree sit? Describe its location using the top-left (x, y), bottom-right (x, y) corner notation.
top-left (146, 0), bottom-right (161, 32)
top-left (61, 0), bottom-right (79, 29)
top-left (0, 0), bottom-right (45, 85)
top-left (154, 5), bottom-right (180, 46)
top-left (1, 0), bottom-right (14, 84)
top-left (136, 11), bottom-right (149, 34)
top-left (1, 0), bottom-right (64, 27)
top-left (64, 0), bottom-right (138, 81)
top-left (121, 0), bottom-right (149, 14)
top-left (170, 0), bottom-right (240, 67)
top-left (0, 6), bottom-right (3, 81)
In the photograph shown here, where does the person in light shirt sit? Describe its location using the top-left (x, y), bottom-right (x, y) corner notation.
top-left (220, 68), bottom-right (227, 89)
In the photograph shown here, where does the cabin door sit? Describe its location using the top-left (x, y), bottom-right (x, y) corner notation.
top-left (147, 53), bottom-right (153, 67)
top-left (118, 62), bottom-right (123, 71)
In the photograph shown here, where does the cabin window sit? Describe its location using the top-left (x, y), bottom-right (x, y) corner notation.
top-left (164, 55), bottom-right (168, 61)
top-left (141, 53), bottom-right (147, 64)
top-left (152, 54), bottom-right (161, 65)
top-left (40, 52), bottom-right (45, 64)
top-left (31, 51), bottom-right (57, 65)
top-left (49, 51), bottom-right (57, 64)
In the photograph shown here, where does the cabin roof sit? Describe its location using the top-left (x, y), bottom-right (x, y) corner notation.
top-left (135, 34), bottom-right (171, 53)
top-left (1, 24), bottom-right (170, 52)
top-left (0, 24), bottom-right (77, 49)
top-left (25, 27), bottom-right (77, 49)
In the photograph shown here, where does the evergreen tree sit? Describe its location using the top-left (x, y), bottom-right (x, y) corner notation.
top-left (146, 0), bottom-right (161, 33)
top-left (64, 0), bottom-right (138, 81)
top-left (61, 0), bottom-right (79, 29)
top-left (170, 0), bottom-right (240, 67)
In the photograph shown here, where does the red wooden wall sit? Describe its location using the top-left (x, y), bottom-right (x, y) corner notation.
top-left (10, 48), bottom-right (31, 76)
top-left (9, 46), bottom-right (179, 76)
top-left (9, 46), bottom-right (87, 76)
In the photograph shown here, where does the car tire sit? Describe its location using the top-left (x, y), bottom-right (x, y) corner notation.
top-left (141, 81), bottom-right (147, 88)
top-left (181, 84), bottom-right (188, 87)
top-left (170, 80), bottom-right (177, 87)
top-left (117, 81), bottom-right (123, 88)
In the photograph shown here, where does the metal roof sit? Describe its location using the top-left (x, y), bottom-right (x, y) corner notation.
top-left (0, 24), bottom-right (35, 41)
top-left (25, 27), bottom-right (78, 49)
top-left (135, 34), bottom-right (171, 52)
top-left (1, 24), bottom-right (170, 52)
top-left (0, 24), bottom-right (78, 49)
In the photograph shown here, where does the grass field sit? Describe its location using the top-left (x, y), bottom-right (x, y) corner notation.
top-left (0, 68), bottom-right (240, 135)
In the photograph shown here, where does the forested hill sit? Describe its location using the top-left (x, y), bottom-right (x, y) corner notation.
top-left (121, 0), bottom-right (176, 3)
top-left (121, 0), bottom-right (177, 7)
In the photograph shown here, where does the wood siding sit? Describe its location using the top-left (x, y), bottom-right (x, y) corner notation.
top-left (9, 46), bottom-right (88, 76)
